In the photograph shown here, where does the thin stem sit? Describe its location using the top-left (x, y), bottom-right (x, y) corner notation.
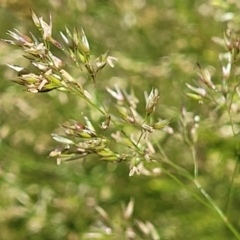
top-left (194, 179), bottom-right (240, 240)
top-left (190, 144), bottom-right (198, 179)
top-left (155, 138), bottom-right (240, 238)
top-left (226, 101), bottom-right (236, 136)
top-left (136, 130), bottom-right (144, 145)
top-left (180, 119), bottom-right (198, 178)
top-left (160, 168), bottom-right (212, 210)
top-left (136, 114), bottom-right (150, 145)
top-left (226, 155), bottom-right (239, 217)
top-left (155, 142), bottom-right (193, 182)
top-left (210, 85), bottom-right (236, 136)
top-left (189, 136), bottom-right (240, 237)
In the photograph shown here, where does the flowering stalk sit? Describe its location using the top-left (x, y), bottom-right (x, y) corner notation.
top-left (2, 10), bottom-right (167, 176)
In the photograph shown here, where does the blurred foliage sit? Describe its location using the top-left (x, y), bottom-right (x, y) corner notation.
top-left (1, 0), bottom-right (240, 239)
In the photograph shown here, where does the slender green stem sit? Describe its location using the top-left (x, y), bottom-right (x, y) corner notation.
top-left (190, 144), bottom-right (198, 179)
top-left (180, 117), bottom-right (198, 178)
top-left (226, 155), bottom-right (239, 217)
top-left (188, 135), bottom-right (240, 238)
top-left (155, 143), bottom-right (193, 181)
top-left (155, 143), bottom-right (205, 214)
top-left (136, 130), bottom-right (144, 145)
top-left (136, 114), bottom-right (149, 145)
top-left (160, 168), bottom-right (212, 209)
top-left (156, 138), bottom-right (240, 238)
top-left (194, 179), bottom-right (240, 240)
top-left (226, 102), bottom-right (236, 136)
